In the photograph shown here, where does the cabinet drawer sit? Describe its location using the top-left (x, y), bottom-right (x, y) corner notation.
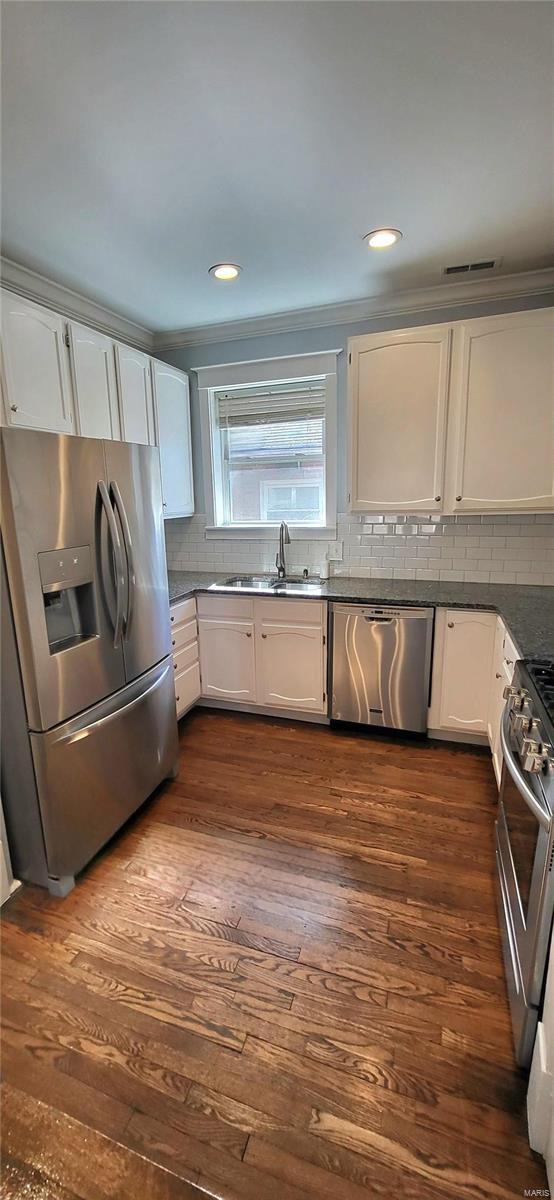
top-left (254, 597), bottom-right (325, 625)
top-left (197, 594), bottom-right (254, 620)
top-left (170, 596), bottom-right (196, 626)
top-left (175, 661), bottom-right (201, 718)
top-left (171, 617), bottom-right (197, 652)
top-left (173, 640), bottom-right (199, 675)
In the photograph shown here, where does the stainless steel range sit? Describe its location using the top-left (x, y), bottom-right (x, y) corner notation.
top-left (496, 658), bottom-right (554, 1067)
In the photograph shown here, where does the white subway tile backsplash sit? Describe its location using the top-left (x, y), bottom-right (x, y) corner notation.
top-left (165, 512), bottom-right (554, 586)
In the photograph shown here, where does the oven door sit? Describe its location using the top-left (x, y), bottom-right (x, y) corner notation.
top-left (497, 705), bottom-right (554, 1006)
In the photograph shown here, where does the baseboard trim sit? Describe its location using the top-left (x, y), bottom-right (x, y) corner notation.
top-left (196, 698), bottom-right (330, 724)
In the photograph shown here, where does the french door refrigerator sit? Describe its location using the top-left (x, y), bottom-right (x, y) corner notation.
top-left (1, 427), bottom-right (178, 895)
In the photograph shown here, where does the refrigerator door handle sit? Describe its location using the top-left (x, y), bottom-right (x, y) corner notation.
top-left (98, 480), bottom-right (125, 649)
top-left (111, 479), bottom-right (135, 636)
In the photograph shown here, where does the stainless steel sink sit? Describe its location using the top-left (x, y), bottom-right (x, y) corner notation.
top-left (209, 575), bottom-right (323, 595)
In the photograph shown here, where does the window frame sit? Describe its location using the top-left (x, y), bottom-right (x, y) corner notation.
top-left (197, 352), bottom-right (338, 540)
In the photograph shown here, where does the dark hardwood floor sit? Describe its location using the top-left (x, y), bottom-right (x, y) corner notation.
top-left (1, 709), bottom-right (547, 1199)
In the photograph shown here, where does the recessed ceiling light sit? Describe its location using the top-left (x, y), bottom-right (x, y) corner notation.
top-left (365, 228), bottom-right (403, 249)
top-left (209, 263), bottom-right (242, 281)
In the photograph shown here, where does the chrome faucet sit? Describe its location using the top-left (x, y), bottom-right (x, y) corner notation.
top-left (275, 521), bottom-right (290, 578)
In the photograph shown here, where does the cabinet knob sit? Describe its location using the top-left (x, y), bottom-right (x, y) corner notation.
top-left (10, 404), bottom-right (17, 412)
top-left (506, 659), bottom-right (513, 666)
top-left (261, 633), bottom-right (267, 639)
top-left (174, 662), bottom-right (177, 670)
top-left (163, 502), bottom-right (167, 508)
top-left (447, 621), bottom-right (454, 629)
top-left (171, 638), bottom-right (176, 647)
top-left (456, 495), bottom-right (462, 502)
top-left (246, 632), bottom-right (252, 638)
top-left (435, 496), bottom-right (441, 502)
top-left (496, 672), bottom-right (502, 679)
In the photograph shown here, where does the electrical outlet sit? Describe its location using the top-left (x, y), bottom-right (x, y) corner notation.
top-left (327, 540), bottom-right (343, 562)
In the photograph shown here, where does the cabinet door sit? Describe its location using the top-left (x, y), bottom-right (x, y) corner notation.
top-left (198, 618), bottom-right (256, 701)
top-left (69, 322), bottom-right (120, 440)
top-left (151, 360), bottom-right (194, 517)
top-left (257, 619), bottom-right (325, 712)
top-left (348, 325), bottom-right (451, 512)
top-left (114, 344), bottom-right (155, 446)
top-left (1, 292), bottom-right (73, 433)
top-left (438, 610), bottom-right (496, 733)
top-left (448, 309), bottom-right (554, 512)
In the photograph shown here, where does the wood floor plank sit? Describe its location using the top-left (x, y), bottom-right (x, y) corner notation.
top-left (1, 708), bottom-right (545, 1200)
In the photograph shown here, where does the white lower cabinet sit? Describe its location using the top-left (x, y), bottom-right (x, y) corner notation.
top-left (256, 603), bottom-right (326, 712)
top-left (197, 594), bottom-right (327, 714)
top-left (199, 617), bottom-right (256, 702)
top-left (170, 596), bottom-right (201, 718)
top-left (488, 618), bottom-right (518, 785)
top-left (429, 608), bottom-right (497, 735)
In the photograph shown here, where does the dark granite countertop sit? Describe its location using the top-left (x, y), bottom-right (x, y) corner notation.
top-left (168, 570), bottom-right (553, 662)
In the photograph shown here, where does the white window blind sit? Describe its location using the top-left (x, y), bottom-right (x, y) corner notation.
top-left (211, 379), bottom-right (326, 526)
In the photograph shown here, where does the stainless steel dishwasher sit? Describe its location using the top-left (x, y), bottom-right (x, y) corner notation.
top-left (330, 604), bottom-right (434, 733)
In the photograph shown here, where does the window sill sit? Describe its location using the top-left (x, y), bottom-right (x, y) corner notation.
top-left (205, 524), bottom-right (337, 542)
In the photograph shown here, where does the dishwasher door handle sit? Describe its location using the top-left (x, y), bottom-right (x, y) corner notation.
top-left (364, 616), bottom-right (393, 623)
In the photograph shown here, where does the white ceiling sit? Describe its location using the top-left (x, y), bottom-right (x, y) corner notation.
top-left (1, 1), bottom-right (553, 333)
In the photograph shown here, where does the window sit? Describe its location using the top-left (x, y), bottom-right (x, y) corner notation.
top-left (198, 353), bottom-right (338, 538)
top-left (261, 483), bottom-right (323, 523)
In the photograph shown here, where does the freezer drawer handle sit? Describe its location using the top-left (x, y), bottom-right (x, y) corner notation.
top-left (111, 479), bottom-right (135, 637)
top-left (98, 480), bottom-right (125, 649)
top-left (54, 664), bottom-right (171, 746)
top-left (500, 707), bottom-right (550, 831)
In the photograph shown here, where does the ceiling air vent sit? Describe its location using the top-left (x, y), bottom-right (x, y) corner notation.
top-left (443, 258), bottom-right (500, 277)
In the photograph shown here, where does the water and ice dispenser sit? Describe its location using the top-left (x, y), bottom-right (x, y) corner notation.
top-left (38, 546), bottom-right (97, 653)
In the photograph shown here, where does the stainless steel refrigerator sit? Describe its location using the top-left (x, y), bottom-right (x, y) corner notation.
top-left (1, 427), bottom-right (178, 895)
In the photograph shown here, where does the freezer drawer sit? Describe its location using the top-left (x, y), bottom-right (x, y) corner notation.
top-left (331, 603), bottom-right (434, 732)
top-left (30, 658), bottom-right (178, 880)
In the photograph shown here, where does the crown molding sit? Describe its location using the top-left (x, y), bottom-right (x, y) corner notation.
top-left (0, 257), bottom-right (154, 352)
top-left (2, 256), bottom-right (552, 355)
top-left (153, 267), bottom-right (554, 350)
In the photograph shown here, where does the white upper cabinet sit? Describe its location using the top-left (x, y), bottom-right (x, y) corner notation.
top-left (348, 325), bottom-right (451, 512)
top-left (447, 309), bottom-right (554, 512)
top-left (68, 322), bottom-right (120, 440)
top-left (1, 292), bottom-right (74, 434)
top-left (114, 343), bottom-right (155, 446)
top-left (151, 361), bottom-right (194, 518)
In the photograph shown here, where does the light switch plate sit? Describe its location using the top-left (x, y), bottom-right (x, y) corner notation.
top-left (327, 541), bottom-right (343, 561)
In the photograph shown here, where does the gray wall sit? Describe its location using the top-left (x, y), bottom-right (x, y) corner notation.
top-left (159, 292), bottom-right (554, 515)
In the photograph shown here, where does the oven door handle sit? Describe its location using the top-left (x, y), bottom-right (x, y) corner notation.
top-left (500, 707), bottom-right (551, 831)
